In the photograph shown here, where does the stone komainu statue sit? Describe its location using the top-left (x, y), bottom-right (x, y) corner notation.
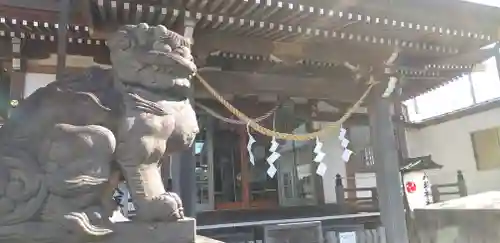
top-left (0, 24), bottom-right (199, 242)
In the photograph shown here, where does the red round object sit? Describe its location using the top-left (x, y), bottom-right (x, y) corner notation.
top-left (406, 182), bottom-right (417, 193)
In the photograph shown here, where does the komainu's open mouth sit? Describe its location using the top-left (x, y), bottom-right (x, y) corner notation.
top-left (133, 50), bottom-right (196, 79)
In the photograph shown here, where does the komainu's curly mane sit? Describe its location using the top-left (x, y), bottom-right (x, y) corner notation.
top-left (11, 67), bottom-right (123, 120)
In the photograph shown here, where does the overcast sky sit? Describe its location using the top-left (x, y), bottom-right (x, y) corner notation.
top-left (405, 0), bottom-right (500, 121)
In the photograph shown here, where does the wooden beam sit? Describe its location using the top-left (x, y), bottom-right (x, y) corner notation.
top-left (26, 63), bottom-right (82, 74)
top-left (0, 3), bottom-right (90, 26)
top-left (428, 46), bottom-right (497, 67)
top-left (162, 0), bottom-right (498, 44)
top-left (193, 31), bottom-right (402, 67)
top-left (109, 0), bottom-right (492, 54)
top-left (0, 0), bottom-right (58, 13)
top-left (195, 70), bottom-right (364, 102)
top-left (311, 111), bottom-right (419, 128)
top-left (56, 0), bottom-right (71, 79)
top-left (192, 31), bottom-right (274, 62)
top-left (20, 39), bottom-right (108, 61)
top-left (24, 62), bottom-right (369, 104)
top-left (0, 3), bottom-right (58, 23)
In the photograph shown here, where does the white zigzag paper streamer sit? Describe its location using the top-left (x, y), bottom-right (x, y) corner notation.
top-left (246, 124), bottom-right (256, 165)
top-left (382, 76), bottom-right (398, 98)
top-left (266, 137), bottom-right (280, 178)
top-left (313, 137), bottom-right (327, 176)
top-left (338, 127), bottom-right (353, 162)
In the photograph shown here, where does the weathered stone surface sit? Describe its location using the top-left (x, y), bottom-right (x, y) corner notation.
top-left (195, 235), bottom-right (224, 243)
top-left (414, 191), bottom-right (500, 243)
top-left (0, 23), bottom-right (203, 243)
top-left (96, 218), bottom-right (197, 243)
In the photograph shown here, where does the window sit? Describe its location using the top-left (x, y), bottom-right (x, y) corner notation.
top-left (362, 147), bottom-right (375, 167)
top-left (471, 127), bottom-right (500, 171)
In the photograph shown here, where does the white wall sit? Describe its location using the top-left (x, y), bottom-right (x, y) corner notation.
top-left (406, 107), bottom-right (500, 195)
top-left (23, 54), bottom-right (110, 98)
top-left (23, 73), bottom-right (56, 98)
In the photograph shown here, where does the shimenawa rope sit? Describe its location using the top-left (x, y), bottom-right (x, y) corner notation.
top-left (194, 73), bottom-right (378, 141)
top-left (195, 102), bottom-right (279, 125)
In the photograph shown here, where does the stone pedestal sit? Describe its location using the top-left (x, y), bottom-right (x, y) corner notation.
top-left (414, 191), bottom-right (500, 243)
top-left (0, 217), bottom-right (223, 243)
top-left (106, 218), bottom-right (196, 243)
top-left (105, 218), bottom-right (223, 243)
top-left (195, 235), bottom-right (224, 243)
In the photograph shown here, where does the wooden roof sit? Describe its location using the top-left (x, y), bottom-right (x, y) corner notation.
top-left (0, 0), bottom-right (499, 101)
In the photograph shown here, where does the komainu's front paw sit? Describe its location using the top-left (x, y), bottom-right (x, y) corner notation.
top-left (163, 191), bottom-right (184, 219)
top-left (136, 192), bottom-right (184, 221)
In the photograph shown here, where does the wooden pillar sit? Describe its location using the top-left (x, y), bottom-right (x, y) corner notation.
top-left (238, 125), bottom-right (250, 208)
top-left (393, 82), bottom-right (409, 160)
top-left (167, 153), bottom-right (183, 195)
top-left (178, 16), bottom-right (198, 217)
top-left (9, 37), bottom-right (25, 116)
top-left (56, 0), bottom-right (71, 79)
top-left (161, 155), bottom-right (176, 192)
top-left (205, 117), bottom-right (215, 210)
top-left (179, 146), bottom-right (196, 217)
top-left (368, 84), bottom-right (409, 243)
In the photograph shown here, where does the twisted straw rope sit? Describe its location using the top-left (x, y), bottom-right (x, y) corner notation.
top-left (195, 102), bottom-right (279, 125)
top-left (195, 73), bottom-right (378, 141)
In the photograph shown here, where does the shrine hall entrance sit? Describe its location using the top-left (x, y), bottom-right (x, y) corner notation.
top-left (211, 121), bottom-right (279, 210)
top-left (195, 116), bottom-right (281, 212)
top-left (195, 116), bottom-right (321, 212)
